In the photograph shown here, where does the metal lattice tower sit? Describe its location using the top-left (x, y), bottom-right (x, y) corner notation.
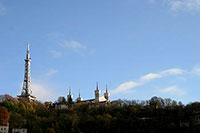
top-left (18, 43), bottom-right (36, 100)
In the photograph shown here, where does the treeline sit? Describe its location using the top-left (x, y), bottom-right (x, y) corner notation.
top-left (0, 95), bottom-right (200, 133)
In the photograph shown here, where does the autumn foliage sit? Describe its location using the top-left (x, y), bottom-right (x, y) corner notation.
top-left (0, 106), bottom-right (10, 125)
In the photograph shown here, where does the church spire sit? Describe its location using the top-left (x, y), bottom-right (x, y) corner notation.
top-left (96, 82), bottom-right (99, 90)
top-left (67, 87), bottom-right (73, 102)
top-left (69, 87), bottom-right (71, 95)
top-left (95, 82), bottom-right (101, 102)
top-left (18, 43), bottom-right (36, 100)
top-left (104, 84), bottom-right (110, 101)
top-left (76, 89), bottom-right (82, 102)
top-left (78, 89), bottom-right (80, 97)
top-left (106, 84), bottom-right (108, 93)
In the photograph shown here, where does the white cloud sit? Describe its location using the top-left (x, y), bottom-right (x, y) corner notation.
top-left (169, 0), bottom-right (183, 11)
top-left (161, 68), bottom-right (185, 75)
top-left (29, 70), bottom-right (59, 101)
top-left (0, 2), bottom-right (6, 16)
top-left (32, 82), bottom-right (59, 102)
top-left (26, 69), bottom-right (58, 101)
top-left (158, 86), bottom-right (185, 96)
top-left (111, 68), bottom-right (185, 95)
top-left (139, 68), bottom-right (185, 82)
top-left (59, 40), bottom-right (86, 53)
top-left (49, 50), bottom-right (62, 58)
top-left (45, 69), bottom-right (58, 77)
top-left (47, 32), bottom-right (88, 55)
top-left (150, 0), bottom-right (200, 13)
top-left (169, 0), bottom-right (200, 12)
top-left (140, 73), bottom-right (162, 81)
top-left (111, 81), bottom-right (139, 94)
top-left (191, 66), bottom-right (200, 75)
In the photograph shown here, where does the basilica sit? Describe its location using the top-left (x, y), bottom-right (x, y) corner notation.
top-left (67, 82), bottom-right (110, 104)
top-left (18, 43), bottom-right (111, 104)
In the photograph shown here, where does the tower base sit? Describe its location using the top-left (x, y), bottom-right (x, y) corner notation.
top-left (17, 95), bottom-right (36, 101)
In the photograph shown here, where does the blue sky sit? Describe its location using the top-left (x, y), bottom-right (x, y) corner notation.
top-left (1, 0), bottom-right (200, 103)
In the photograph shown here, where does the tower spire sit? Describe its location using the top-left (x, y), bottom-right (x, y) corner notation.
top-left (18, 43), bottom-right (36, 100)
top-left (104, 84), bottom-right (110, 101)
top-left (76, 89), bottom-right (82, 102)
top-left (27, 43), bottom-right (29, 51)
top-left (67, 87), bottom-right (73, 102)
top-left (96, 82), bottom-right (99, 90)
top-left (106, 84), bottom-right (108, 93)
top-left (69, 87), bottom-right (71, 95)
top-left (26, 43), bottom-right (30, 60)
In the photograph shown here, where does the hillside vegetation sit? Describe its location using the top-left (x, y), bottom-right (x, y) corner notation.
top-left (0, 95), bottom-right (199, 133)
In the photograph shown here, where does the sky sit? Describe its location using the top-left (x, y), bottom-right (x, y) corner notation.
top-left (1, 0), bottom-right (200, 104)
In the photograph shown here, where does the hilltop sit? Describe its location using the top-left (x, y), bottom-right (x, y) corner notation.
top-left (0, 94), bottom-right (200, 133)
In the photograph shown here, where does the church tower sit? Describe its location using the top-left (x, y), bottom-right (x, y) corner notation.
top-left (67, 87), bottom-right (73, 102)
top-left (76, 90), bottom-right (82, 102)
top-left (104, 85), bottom-right (110, 101)
top-left (95, 82), bottom-right (101, 102)
top-left (18, 43), bottom-right (36, 101)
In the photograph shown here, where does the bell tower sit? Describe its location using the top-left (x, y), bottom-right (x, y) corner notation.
top-left (104, 85), bottom-right (110, 101)
top-left (67, 87), bottom-right (73, 102)
top-left (95, 82), bottom-right (101, 102)
top-left (76, 90), bottom-right (82, 102)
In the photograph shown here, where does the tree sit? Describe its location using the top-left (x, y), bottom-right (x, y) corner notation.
top-left (149, 96), bottom-right (164, 109)
top-left (57, 97), bottom-right (67, 104)
top-left (0, 106), bottom-right (10, 125)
